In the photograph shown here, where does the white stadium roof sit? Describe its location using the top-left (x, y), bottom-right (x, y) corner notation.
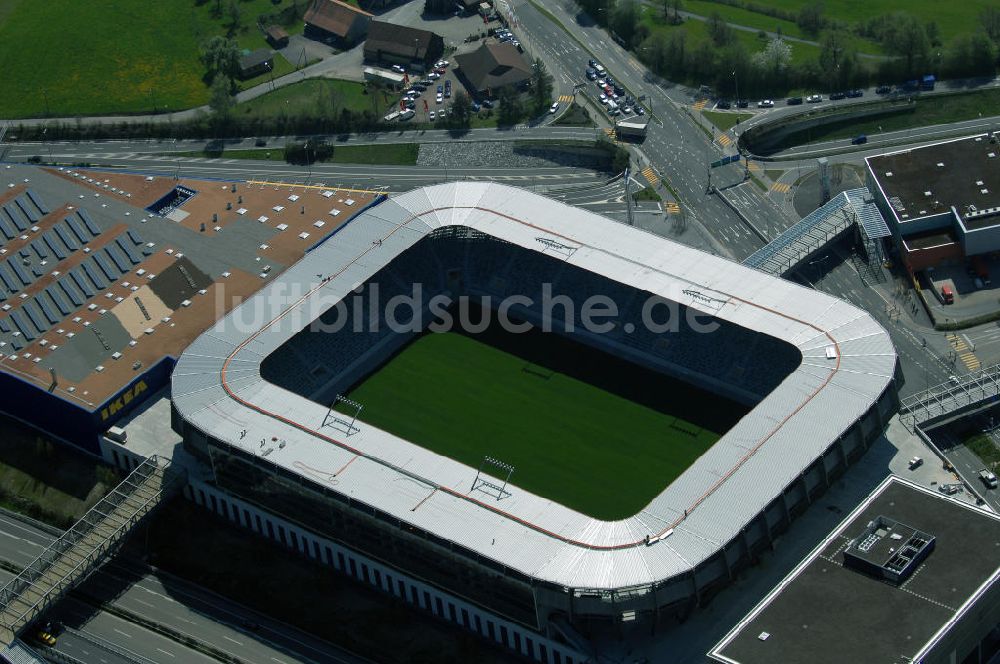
top-left (172, 182), bottom-right (897, 591)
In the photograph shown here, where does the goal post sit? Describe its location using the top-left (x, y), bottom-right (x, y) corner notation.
top-left (471, 455), bottom-right (515, 501)
top-left (322, 394), bottom-right (363, 436)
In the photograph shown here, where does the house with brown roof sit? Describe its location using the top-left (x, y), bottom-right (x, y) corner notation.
top-left (454, 41), bottom-right (532, 98)
top-left (265, 25), bottom-right (290, 49)
top-left (362, 21), bottom-right (444, 68)
top-left (304, 0), bottom-right (373, 48)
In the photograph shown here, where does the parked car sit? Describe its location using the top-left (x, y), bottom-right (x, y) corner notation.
top-left (622, 106), bottom-right (632, 114)
top-left (757, 99), bottom-right (774, 108)
top-left (429, 110), bottom-right (436, 121)
top-left (549, 101), bottom-right (559, 114)
top-left (938, 483), bottom-right (961, 495)
top-left (254, 138), bottom-right (267, 147)
top-left (908, 456), bottom-right (924, 469)
top-left (472, 101), bottom-right (481, 112)
top-left (787, 96), bottom-right (803, 105)
top-left (847, 89), bottom-right (864, 98)
top-left (435, 93), bottom-right (443, 104)
top-left (599, 93), bottom-right (607, 102)
top-left (481, 99), bottom-right (494, 109)
top-left (588, 58), bottom-right (598, 68)
top-left (875, 84), bottom-right (892, 94)
top-left (716, 99), bottom-right (732, 109)
top-left (635, 106), bottom-right (645, 115)
top-left (586, 70), bottom-right (597, 80)
top-left (391, 64), bottom-right (405, 74)
top-left (981, 469), bottom-right (999, 489)
top-left (428, 72), bottom-right (441, 80)
top-left (829, 91), bottom-right (846, 100)
top-left (437, 85), bottom-right (443, 94)
top-left (736, 99), bottom-right (749, 108)
top-left (806, 94), bottom-right (823, 103)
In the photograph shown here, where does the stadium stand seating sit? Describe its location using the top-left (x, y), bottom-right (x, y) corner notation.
top-left (262, 231), bottom-right (801, 404)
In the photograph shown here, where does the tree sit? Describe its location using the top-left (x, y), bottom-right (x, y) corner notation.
top-left (752, 38), bottom-right (792, 76)
top-left (943, 32), bottom-right (997, 78)
top-left (881, 13), bottom-right (929, 76)
top-left (707, 12), bottom-right (733, 47)
top-left (209, 75), bottom-right (236, 117)
top-left (530, 58), bottom-right (554, 115)
top-left (497, 92), bottom-right (523, 126)
top-left (226, 0), bottom-right (241, 37)
top-left (664, 0), bottom-right (683, 25)
top-left (200, 36), bottom-right (240, 84)
top-left (796, 2), bottom-right (824, 37)
top-left (450, 91), bottom-right (472, 128)
top-left (610, 0), bottom-right (641, 47)
top-left (981, 7), bottom-right (1000, 44)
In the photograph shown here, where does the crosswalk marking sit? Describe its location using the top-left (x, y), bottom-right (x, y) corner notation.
top-left (558, 95), bottom-right (574, 103)
top-left (747, 161), bottom-right (761, 172)
top-left (948, 334), bottom-right (981, 371)
top-left (770, 182), bottom-right (791, 194)
top-left (664, 202), bottom-right (680, 214)
top-left (603, 127), bottom-right (615, 137)
top-left (717, 134), bottom-right (732, 147)
top-left (641, 166), bottom-right (659, 187)
top-left (692, 99), bottom-right (707, 111)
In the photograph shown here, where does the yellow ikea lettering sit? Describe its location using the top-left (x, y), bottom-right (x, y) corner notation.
top-left (100, 380), bottom-right (148, 421)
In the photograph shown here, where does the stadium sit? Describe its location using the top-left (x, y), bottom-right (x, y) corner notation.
top-left (170, 182), bottom-right (900, 657)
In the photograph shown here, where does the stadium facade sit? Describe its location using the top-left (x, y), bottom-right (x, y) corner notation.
top-left (171, 183), bottom-right (899, 658)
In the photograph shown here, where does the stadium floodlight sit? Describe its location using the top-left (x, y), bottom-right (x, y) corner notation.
top-left (471, 455), bottom-right (516, 501)
top-left (322, 394), bottom-right (363, 436)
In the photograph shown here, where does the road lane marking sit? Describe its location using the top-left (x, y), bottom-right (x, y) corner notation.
top-left (223, 635), bottom-right (243, 645)
top-left (156, 648), bottom-right (176, 658)
top-left (113, 628), bottom-right (132, 638)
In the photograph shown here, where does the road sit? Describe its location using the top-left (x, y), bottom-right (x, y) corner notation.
top-left (0, 511), bottom-right (367, 664)
top-left (514, 0), bottom-right (779, 261)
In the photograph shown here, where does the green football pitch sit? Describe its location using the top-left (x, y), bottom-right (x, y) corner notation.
top-left (338, 322), bottom-right (746, 521)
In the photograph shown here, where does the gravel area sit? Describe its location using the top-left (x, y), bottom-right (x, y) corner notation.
top-left (417, 141), bottom-right (609, 169)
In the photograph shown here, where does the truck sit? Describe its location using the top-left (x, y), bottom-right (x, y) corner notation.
top-left (980, 468), bottom-right (998, 489)
top-left (921, 74), bottom-right (936, 90)
top-left (615, 119), bottom-right (649, 142)
top-left (972, 255), bottom-right (991, 286)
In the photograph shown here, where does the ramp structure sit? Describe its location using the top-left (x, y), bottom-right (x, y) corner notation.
top-left (0, 456), bottom-right (184, 645)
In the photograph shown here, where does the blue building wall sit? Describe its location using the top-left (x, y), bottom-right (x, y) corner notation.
top-left (0, 356), bottom-right (175, 454)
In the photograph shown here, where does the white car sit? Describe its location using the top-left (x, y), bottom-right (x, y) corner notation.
top-left (436, 94), bottom-right (443, 104)
top-left (428, 72), bottom-right (441, 80)
top-left (596, 78), bottom-right (606, 86)
top-left (391, 64), bottom-right (405, 74)
top-left (806, 94), bottom-right (823, 103)
top-left (549, 102), bottom-right (559, 114)
top-left (757, 99), bottom-right (774, 108)
top-left (429, 110), bottom-right (436, 120)
top-left (622, 106), bottom-right (632, 115)
top-left (599, 93), bottom-right (607, 102)
top-left (440, 107), bottom-right (448, 116)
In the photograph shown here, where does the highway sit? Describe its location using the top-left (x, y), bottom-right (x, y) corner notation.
top-left (513, 0), bottom-right (783, 261)
top-left (0, 511), bottom-right (367, 664)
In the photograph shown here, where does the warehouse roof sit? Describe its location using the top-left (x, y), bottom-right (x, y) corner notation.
top-left (172, 182), bottom-right (898, 591)
top-left (710, 477), bottom-right (1000, 664)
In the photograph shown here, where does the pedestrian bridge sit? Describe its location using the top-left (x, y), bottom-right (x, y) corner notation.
top-left (0, 456), bottom-right (184, 646)
top-left (742, 188), bottom-right (890, 277)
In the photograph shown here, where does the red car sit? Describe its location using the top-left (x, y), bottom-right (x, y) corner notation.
top-left (434, 67), bottom-right (446, 75)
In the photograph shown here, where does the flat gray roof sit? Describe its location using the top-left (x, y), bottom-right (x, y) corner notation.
top-left (867, 134), bottom-right (1000, 225)
top-left (710, 477), bottom-right (1000, 664)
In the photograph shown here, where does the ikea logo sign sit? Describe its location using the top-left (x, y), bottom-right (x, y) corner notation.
top-left (100, 380), bottom-right (148, 421)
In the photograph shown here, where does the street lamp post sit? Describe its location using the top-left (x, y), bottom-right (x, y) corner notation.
top-left (732, 70), bottom-right (740, 127)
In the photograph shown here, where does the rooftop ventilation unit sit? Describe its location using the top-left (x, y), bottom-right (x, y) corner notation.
top-left (843, 515), bottom-right (935, 585)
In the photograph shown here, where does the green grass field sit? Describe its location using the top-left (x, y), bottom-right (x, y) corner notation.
top-left (639, 6), bottom-right (822, 67)
top-left (698, 0), bottom-right (996, 42)
top-left (338, 323), bottom-right (744, 520)
top-left (679, 0), bottom-right (884, 55)
top-left (703, 110), bottom-right (753, 131)
top-left (0, 0), bottom-right (308, 118)
top-left (235, 78), bottom-right (374, 119)
top-left (966, 433), bottom-right (1000, 470)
